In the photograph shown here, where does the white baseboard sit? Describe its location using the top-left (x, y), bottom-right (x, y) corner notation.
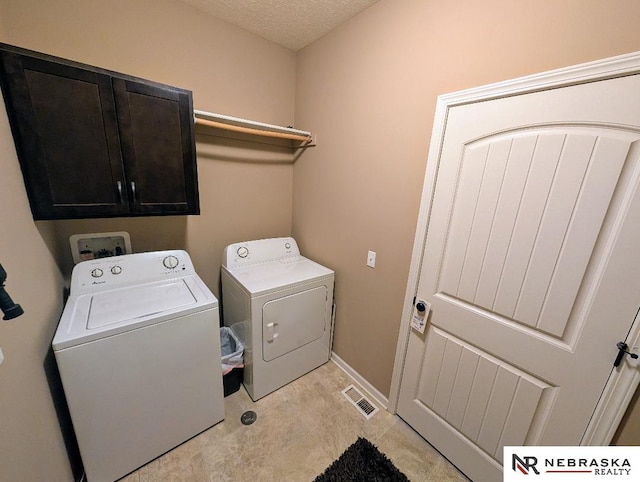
top-left (330, 352), bottom-right (389, 410)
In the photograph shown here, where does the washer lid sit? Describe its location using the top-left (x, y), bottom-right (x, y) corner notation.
top-left (224, 256), bottom-right (334, 296)
top-left (87, 279), bottom-right (196, 329)
top-left (53, 275), bottom-right (217, 350)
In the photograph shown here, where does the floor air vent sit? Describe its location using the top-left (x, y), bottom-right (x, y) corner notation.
top-left (342, 384), bottom-right (379, 419)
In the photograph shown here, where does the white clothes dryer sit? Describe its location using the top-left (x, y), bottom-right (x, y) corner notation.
top-left (221, 237), bottom-right (335, 401)
top-left (53, 250), bottom-right (224, 482)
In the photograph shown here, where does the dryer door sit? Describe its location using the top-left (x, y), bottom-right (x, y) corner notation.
top-left (262, 286), bottom-right (328, 362)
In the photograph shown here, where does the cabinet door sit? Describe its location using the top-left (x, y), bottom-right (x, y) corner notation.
top-left (0, 49), bottom-right (129, 219)
top-left (113, 79), bottom-right (199, 215)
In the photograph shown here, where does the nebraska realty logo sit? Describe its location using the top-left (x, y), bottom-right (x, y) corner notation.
top-left (504, 447), bottom-right (640, 481)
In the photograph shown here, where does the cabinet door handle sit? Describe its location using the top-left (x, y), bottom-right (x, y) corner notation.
top-left (130, 181), bottom-right (137, 205)
top-left (116, 181), bottom-right (124, 204)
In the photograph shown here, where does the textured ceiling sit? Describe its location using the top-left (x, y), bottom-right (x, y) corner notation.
top-left (178, 0), bottom-right (380, 51)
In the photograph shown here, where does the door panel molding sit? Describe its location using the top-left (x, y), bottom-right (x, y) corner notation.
top-left (417, 326), bottom-right (554, 458)
top-left (389, 50), bottom-right (640, 455)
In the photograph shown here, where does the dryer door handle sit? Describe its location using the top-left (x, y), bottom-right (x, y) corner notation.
top-left (266, 322), bottom-right (279, 342)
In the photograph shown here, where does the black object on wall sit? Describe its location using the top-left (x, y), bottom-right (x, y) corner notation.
top-left (0, 263), bottom-right (24, 320)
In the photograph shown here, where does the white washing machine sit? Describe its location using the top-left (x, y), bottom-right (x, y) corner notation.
top-left (53, 250), bottom-right (224, 482)
top-left (221, 237), bottom-right (335, 401)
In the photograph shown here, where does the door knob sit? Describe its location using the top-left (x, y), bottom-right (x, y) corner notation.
top-left (614, 341), bottom-right (639, 367)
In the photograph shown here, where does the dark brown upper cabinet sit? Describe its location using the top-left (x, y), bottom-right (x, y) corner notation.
top-left (0, 43), bottom-right (199, 220)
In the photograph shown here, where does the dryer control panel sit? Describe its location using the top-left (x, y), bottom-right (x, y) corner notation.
top-left (70, 250), bottom-right (195, 295)
top-left (222, 237), bottom-right (300, 268)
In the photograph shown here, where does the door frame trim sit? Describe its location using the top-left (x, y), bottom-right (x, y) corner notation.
top-left (389, 50), bottom-right (640, 445)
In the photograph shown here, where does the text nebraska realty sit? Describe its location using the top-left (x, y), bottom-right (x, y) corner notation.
top-left (515, 455), bottom-right (632, 476)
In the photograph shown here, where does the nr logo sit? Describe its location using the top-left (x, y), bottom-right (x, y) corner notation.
top-left (513, 454), bottom-right (540, 475)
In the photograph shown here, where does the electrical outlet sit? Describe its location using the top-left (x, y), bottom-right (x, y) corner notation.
top-left (367, 251), bottom-right (376, 268)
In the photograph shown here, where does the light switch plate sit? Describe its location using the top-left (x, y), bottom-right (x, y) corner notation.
top-left (367, 250), bottom-right (376, 268)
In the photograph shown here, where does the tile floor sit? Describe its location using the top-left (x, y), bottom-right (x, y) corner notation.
top-left (120, 361), bottom-right (469, 481)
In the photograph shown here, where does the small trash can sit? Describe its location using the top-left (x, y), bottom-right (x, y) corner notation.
top-left (220, 326), bottom-right (244, 396)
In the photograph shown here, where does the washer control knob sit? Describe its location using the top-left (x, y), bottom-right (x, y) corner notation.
top-left (237, 246), bottom-right (249, 258)
top-left (91, 268), bottom-right (104, 278)
top-left (285, 242), bottom-right (291, 249)
top-left (111, 265), bottom-right (122, 275)
top-left (416, 301), bottom-right (426, 313)
top-left (163, 255), bottom-right (179, 269)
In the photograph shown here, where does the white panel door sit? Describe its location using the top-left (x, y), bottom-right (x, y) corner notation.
top-left (397, 71), bottom-right (640, 482)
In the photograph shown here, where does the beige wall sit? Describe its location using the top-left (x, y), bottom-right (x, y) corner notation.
top-left (613, 385), bottom-right (640, 445)
top-left (0, 0), bottom-right (296, 479)
top-left (0, 80), bottom-right (72, 481)
top-left (0, 0), bottom-right (297, 292)
top-left (3, 2), bottom-right (640, 479)
top-left (0, 7), bottom-right (71, 481)
top-left (293, 0), bottom-right (640, 421)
